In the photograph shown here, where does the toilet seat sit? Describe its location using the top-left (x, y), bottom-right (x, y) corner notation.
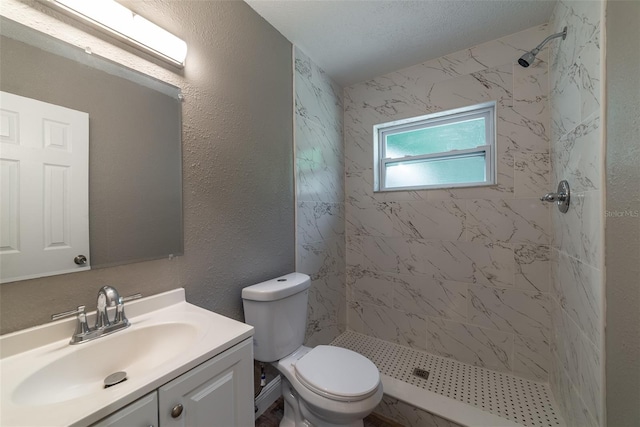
top-left (293, 345), bottom-right (380, 402)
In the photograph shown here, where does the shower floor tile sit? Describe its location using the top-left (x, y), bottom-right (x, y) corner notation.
top-left (331, 331), bottom-right (564, 427)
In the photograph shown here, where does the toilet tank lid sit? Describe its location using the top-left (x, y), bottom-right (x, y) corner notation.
top-left (241, 272), bottom-right (311, 301)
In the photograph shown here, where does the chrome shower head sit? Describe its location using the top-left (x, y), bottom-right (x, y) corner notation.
top-left (518, 50), bottom-right (538, 68)
top-left (518, 26), bottom-right (567, 68)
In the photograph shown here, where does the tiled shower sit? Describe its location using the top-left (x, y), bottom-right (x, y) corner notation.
top-left (295, 1), bottom-right (604, 426)
top-left (343, 23), bottom-right (552, 381)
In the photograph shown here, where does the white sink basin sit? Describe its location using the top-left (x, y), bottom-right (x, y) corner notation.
top-left (12, 322), bottom-right (198, 406)
top-left (0, 289), bottom-right (254, 426)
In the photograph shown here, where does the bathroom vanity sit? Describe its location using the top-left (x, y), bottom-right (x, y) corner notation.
top-left (92, 339), bottom-right (252, 427)
top-left (0, 289), bottom-right (254, 427)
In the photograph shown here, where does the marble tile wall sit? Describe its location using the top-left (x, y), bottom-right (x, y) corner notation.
top-left (344, 25), bottom-right (554, 381)
top-left (547, 1), bottom-right (605, 426)
top-left (294, 47), bottom-right (346, 346)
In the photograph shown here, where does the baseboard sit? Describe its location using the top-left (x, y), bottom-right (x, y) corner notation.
top-left (254, 374), bottom-right (282, 419)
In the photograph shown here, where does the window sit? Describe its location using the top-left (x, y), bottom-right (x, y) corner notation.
top-left (373, 101), bottom-right (496, 191)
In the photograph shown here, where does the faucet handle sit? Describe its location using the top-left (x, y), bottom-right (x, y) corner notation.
top-left (51, 305), bottom-right (90, 337)
top-left (114, 293), bottom-right (142, 324)
top-left (52, 305), bottom-right (86, 321)
top-left (122, 293), bottom-right (142, 303)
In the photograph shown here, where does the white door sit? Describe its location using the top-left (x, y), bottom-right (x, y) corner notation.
top-left (0, 91), bottom-right (89, 283)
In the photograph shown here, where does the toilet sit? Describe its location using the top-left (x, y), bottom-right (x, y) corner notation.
top-left (242, 272), bottom-right (383, 427)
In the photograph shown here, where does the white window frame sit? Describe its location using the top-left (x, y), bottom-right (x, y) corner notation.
top-left (373, 101), bottom-right (497, 192)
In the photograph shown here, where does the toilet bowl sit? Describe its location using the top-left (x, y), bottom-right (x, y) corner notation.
top-left (242, 273), bottom-right (383, 427)
top-left (277, 345), bottom-right (383, 427)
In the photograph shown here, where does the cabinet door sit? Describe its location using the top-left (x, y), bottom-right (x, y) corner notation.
top-left (91, 392), bottom-right (158, 427)
top-left (158, 338), bottom-right (254, 427)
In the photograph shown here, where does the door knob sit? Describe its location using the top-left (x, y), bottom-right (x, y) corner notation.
top-left (74, 255), bottom-right (87, 265)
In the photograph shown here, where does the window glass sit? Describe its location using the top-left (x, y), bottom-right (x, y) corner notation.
top-left (385, 154), bottom-right (486, 189)
top-left (374, 102), bottom-right (496, 191)
top-left (385, 117), bottom-right (485, 158)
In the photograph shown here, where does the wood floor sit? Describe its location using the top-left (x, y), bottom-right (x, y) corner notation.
top-left (255, 397), bottom-right (403, 427)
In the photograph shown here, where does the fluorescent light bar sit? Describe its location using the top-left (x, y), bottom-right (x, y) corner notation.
top-left (44, 0), bottom-right (187, 66)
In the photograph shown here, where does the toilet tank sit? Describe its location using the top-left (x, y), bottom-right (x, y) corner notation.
top-left (242, 272), bottom-right (311, 362)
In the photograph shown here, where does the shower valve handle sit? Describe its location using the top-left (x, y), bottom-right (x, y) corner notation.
top-left (541, 180), bottom-right (570, 213)
top-left (540, 192), bottom-right (566, 202)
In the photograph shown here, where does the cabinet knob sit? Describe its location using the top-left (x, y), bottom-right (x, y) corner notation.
top-left (171, 404), bottom-right (183, 418)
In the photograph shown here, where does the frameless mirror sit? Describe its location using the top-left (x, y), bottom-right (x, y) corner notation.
top-left (0, 17), bottom-right (183, 282)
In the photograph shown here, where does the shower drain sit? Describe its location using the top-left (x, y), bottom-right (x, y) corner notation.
top-left (413, 368), bottom-right (430, 380)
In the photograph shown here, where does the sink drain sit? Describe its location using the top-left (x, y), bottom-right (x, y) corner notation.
top-left (104, 371), bottom-right (127, 388)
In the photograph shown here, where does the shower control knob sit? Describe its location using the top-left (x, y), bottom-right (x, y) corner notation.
top-left (171, 404), bottom-right (183, 418)
top-left (540, 180), bottom-right (570, 213)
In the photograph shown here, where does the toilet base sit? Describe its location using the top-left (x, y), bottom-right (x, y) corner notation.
top-left (280, 379), bottom-right (310, 427)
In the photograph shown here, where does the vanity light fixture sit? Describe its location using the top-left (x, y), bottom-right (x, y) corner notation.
top-left (42, 0), bottom-right (187, 67)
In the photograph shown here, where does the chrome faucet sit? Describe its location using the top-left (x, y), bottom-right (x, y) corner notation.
top-left (51, 286), bottom-right (141, 345)
top-left (96, 285), bottom-right (121, 329)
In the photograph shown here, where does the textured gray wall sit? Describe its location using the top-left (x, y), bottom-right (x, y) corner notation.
top-left (0, 1), bottom-right (294, 334)
top-left (0, 33), bottom-right (183, 269)
top-left (605, 1), bottom-right (640, 424)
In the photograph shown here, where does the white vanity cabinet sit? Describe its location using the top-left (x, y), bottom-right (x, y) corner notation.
top-left (90, 338), bottom-right (254, 427)
top-left (158, 337), bottom-right (254, 427)
top-left (91, 392), bottom-right (159, 427)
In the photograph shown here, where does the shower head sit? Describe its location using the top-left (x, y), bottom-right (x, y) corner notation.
top-left (518, 50), bottom-right (538, 68)
top-left (518, 26), bottom-right (567, 68)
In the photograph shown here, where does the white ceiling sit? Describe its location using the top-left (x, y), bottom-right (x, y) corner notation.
top-left (245, 0), bottom-right (556, 86)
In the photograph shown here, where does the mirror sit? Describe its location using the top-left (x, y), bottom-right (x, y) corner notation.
top-left (0, 17), bottom-right (183, 281)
